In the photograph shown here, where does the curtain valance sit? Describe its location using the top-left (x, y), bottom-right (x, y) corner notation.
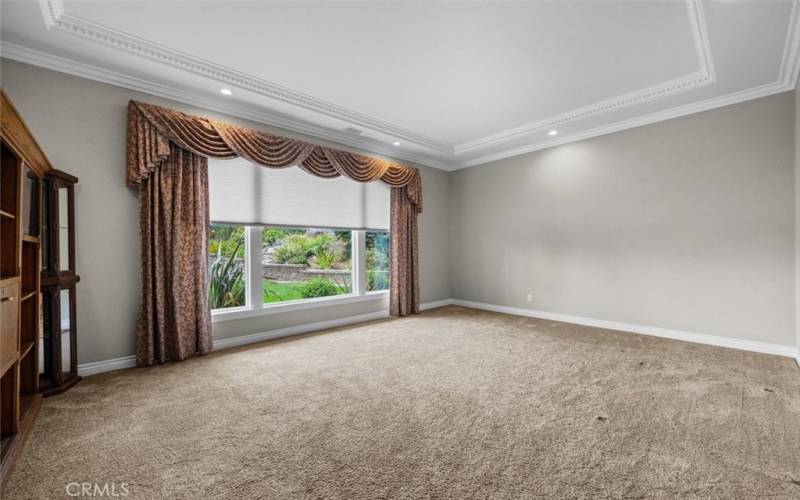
top-left (126, 100), bottom-right (422, 211)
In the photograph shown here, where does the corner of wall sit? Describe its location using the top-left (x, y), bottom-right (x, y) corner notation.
top-left (445, 167), bottom-right (455, 300)
top-left (795, 82), bottom-right (800, 366)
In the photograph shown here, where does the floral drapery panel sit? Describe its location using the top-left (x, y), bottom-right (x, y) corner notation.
top-left (390, 185), bottom-right (420, 316)
top-left (136, 143), bottom-right (213, 365)
top-left (127, 101), bottom-right (422, 365)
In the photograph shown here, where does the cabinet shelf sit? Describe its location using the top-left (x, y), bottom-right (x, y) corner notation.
top-left (19, 342), bottom-right (34, 360)
top-left (0, 355), bottom-right (19, 378)
top-left (0, 277), bottom-right (20, 288)
top-left (21, 235), bottom-right (39, 244)
top-left (0, 210), bottom-right (14, 219)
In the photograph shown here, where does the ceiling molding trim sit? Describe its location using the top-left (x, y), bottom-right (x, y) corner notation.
top-left (779, 0), bottom-right (800, 88)
top-left (456, 80), bottom-right (792, 169)
top-left (38, 0), bottom-right (62, 28)
top-left (453, 70), bottom-right (711, 155)
top-left (38, 0), bottom-right (715, 158)
top-left (686, 0), bottom-right (716, 84)
top-left (38, 0), bottom-right (452, 154)
top-left (453, 0), bottom-right (715, 154)
top-left (0, 42), bottom-right (453, 171)
top-left (19, 0), bottom-right (800, 171)
top-left (455, 0), bottom-right (800, 168)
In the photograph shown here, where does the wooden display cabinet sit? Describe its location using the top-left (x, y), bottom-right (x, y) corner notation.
top-left (1, 89), bottom-right (49, 483)
top-left (0, 87), bottom-right (80, 485)
top-left (39, 169), bottom-right (81, 396)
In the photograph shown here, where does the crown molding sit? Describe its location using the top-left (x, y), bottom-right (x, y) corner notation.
top-left (38, 0), bottom-right (715, 160)
top-left (779, 0), bottom-right (800, 89)
top-left (454, 0), bottom-right (800, 169)
top-left (453, 0), bottom-right (716, 154)
top-left (38, 0), bottom-right (452, 155)
top-left (453, 70), bottom-right (711, 155)
top-left (0, 42), bottom-right (452, 170)
top-left (455, 79), bottom-right (792, 169)
top-left (21, 0), bottom-right (800, 171)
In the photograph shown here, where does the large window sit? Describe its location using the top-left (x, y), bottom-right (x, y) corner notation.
top-left (208, 158), bottom-right (391, 317)
top-left (209, 224), bottom-right (389, 314)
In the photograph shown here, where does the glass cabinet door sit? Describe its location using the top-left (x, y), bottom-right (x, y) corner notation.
top-left (21, 166), bottom-right (40, 236)
top-left (60, 288), bottom-right (72, 374)
top-left (40, 169), bottom-right (81, 396)
top-left (58, 187), bottom-right (70, 272)
top-left (41, 290), bottom-right (54, 381)
top-left (42, 181), bottom-right (50, 272)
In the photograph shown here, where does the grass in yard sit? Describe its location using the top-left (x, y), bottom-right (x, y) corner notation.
top-left (263, 280), bottom-right (306, 303)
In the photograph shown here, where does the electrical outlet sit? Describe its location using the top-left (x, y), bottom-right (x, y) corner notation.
top-left (526, 293), bottom-right (532, 302)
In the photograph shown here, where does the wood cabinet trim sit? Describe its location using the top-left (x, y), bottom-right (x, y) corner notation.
top-left (0, 89), bottom-right (52, 176)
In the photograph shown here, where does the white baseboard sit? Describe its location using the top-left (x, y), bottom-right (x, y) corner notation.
top-left (214, 299), bottom-right (460, 350)
top-left (451, 299), bottom-right (798, 359)
top-left (77, 297), bottom-right (797, 377)
top-left (77, 299), bottom-right (453, 376)
top-left (77, 355), bottom-right (137, 377)
top-left (419, 298), bottom-right (455, 311)
top-left (211, 309), bottom-right (390, 350)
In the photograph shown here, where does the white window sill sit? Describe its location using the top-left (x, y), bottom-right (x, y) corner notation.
top-left (211, 290), bottom-right (389, 323)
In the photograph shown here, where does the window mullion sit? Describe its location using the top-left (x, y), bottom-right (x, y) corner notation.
top-left (247, 226), bottom-right (263, 308)
top-left (353, 230), bottom-right (366, 296)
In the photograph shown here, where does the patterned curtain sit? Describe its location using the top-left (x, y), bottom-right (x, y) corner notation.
top-left (390, 184), bottom-right (420, 316)
top-left (127, 101), bottom-right (422, 366)
top-left (136, 144), bottom-right (212, 365)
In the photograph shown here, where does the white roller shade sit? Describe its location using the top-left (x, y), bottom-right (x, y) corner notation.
top-left (208, 158), bottom-right (390, 230)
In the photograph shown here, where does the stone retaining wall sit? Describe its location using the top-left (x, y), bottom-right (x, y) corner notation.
top-left (263, 264), bottom-right (351, 287)
top-left (263, 264), bottom-right (307, 281)
top-left (209, 258), bottom-right (352, 286)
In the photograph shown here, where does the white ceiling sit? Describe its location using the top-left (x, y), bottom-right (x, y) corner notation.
top-left (1, 0), bottom-right (798, 170)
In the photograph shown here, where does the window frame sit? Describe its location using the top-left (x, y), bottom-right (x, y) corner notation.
top-left (210, 226), bottom-right (389, 323)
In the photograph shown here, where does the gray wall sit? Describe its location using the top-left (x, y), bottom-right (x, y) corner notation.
top-left (0, 59), bottom-right (451, 364)
top-left (450, 92), bottom-right (796, 347)
top-left (2, 56), bottom-right (796, 362)
top-left (794, 83), bottom-right (799, 439)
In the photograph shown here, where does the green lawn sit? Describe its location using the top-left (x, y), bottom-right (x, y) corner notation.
top-left (263, 280), bottom-right (306, 303)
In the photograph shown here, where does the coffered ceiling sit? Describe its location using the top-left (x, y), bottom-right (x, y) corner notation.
top-left (1, 0), bottom-right (798, 170)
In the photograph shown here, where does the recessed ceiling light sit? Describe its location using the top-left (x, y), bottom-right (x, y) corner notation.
top-left (220, 88), bottom-right (233, 96)
top-left (393, 141), bottom-right (401, 146)
top-left (548, 130), bottom-right (558, 136)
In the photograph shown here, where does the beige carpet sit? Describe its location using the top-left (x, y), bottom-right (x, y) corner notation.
top-left (5, 306), bottom-right (800, 499)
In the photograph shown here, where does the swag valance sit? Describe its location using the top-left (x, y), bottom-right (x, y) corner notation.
top-left (126, 100), bottom-right (421, 367)
top-left (126, 101), bottom-right (422, 210)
